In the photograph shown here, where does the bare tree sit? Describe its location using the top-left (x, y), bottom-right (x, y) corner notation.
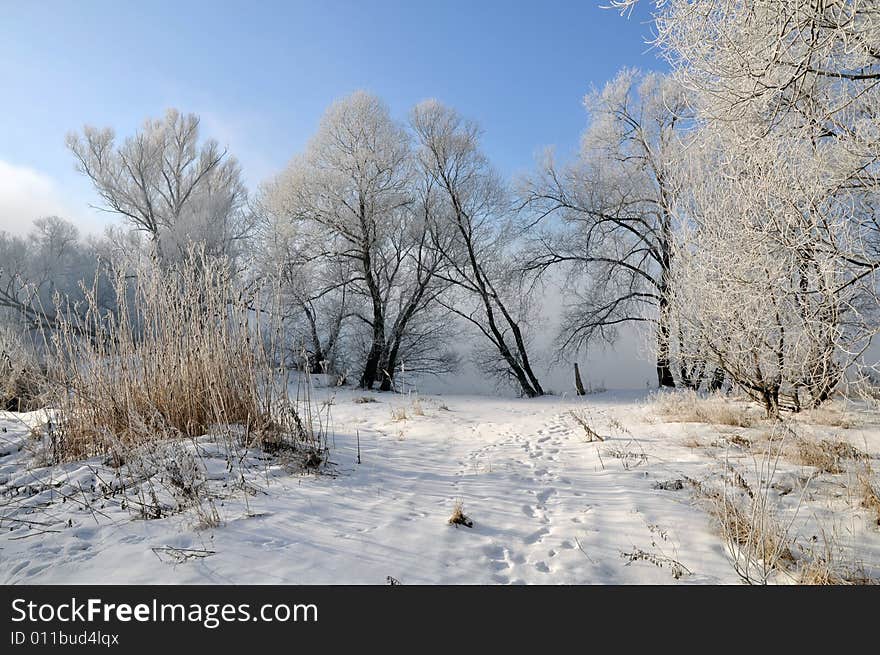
top-left (254, 197), bottom-right (354, 374)
top-left (67, 109), bottom-right (252, 264)
top-left (265, 92), bottom-right (453, 390)
top-left (412, 100), bottom-right (545, 397)
top-left (519, 69), bottom-right (690, 388)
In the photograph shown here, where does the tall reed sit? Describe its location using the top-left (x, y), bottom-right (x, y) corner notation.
top-left (42, 249), bottom-right (318, 463)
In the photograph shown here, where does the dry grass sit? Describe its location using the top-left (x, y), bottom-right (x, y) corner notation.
top-left (699, 481), bottom-right (795, 578)
top-left (651, 390), bottom-right (756, 427)
top-left (709, 433), bottom-right (753, 450)
top-left (790, 435), bottom-right (867, 474)
top-left (447, 500), bottom-right (473, 528)
top-left (41, 250), bottom-right (317, 463)
top-left (797, 401), bottom-right (860, 429)
top-left (793, 439), bottom-right (844, 474)
top-left (749, 430), bottom-right (787, 458)
top-left (857, 464), bottom-right (880, 526)
top-left (620, 548), bottom-right (690, 580)
top-left (797, 556), bottom-right (875, 585)
top-left (690, 423), bottom-right (879, 585)
top-left (1, 368), bottom-right (44, 413)
top-left (353, 396), bottom-right (377, 404)
top-left (602, 444), bottom-right (648, 469)
top-left (0, 327), bottom-right (45, 412)
top-left (796, 531), bottom-right (877, 585)
top-left (390, 406), bottom-right (408, 422)
top-left (798, 557), bottom-right (845, 585)
top-left (684, 415), bottom-right (879, 584)
top-left (689, 436), bottom-right (798, 584)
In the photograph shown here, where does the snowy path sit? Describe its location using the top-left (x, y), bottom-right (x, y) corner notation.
top-left (1, 392), bottom-right (741, 584)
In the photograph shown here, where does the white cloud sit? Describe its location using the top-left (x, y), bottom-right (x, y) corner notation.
top-left (0, 159), bottom-right (73, 235)
top-left (0, 159), bottom-right (106, 236)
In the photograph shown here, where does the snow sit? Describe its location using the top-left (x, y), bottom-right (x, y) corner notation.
top-left (1, 388), bottom-right (878, 584)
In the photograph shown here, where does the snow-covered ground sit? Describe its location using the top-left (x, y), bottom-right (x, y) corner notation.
top-left (1, 387), bottom-right (878, 584)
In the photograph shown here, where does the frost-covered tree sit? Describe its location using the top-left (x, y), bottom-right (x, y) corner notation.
top-left (519, 69), bottom-right (691, 388)
top-left (254, 193), bottom-right (354, 374)
top-left (612, 0), bottom-right (880, 407)
top-left (671, 131), bottom-right (874, 415)
top-left (0, 216), bottom-right (110, 336)
top-left (610, 1), bottom-right (880, 270)
top-left (265, 92), bottom-right (454, 390)
top-left (67, 109), bottom-right (252, 264)
top-left (412, 100), bottom-right (544, 397)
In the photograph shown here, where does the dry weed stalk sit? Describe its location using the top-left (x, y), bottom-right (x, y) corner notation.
top-left (698, 428), bottom-right (801, 584)
top-left (568, 410), bottom-right (604, 442)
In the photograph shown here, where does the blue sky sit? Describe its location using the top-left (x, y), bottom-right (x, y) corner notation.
top-left (0, 0), bottom-right (664, 235)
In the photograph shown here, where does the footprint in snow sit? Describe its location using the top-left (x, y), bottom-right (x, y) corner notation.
top-left (25, 563), bottom-right (50, 576)
top-left (9, 560), bottom-right (30, 575)
top-left (524, 527), bottom-right (549, 545)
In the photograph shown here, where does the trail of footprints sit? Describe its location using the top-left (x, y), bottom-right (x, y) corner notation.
top-left (466, 412), bottom-right (588, 583)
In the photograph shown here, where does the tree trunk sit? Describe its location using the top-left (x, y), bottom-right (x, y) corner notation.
top-left (360, 314), bottom-right (385, 389)
top-left (512, 368), bottom-right (540, 398)
top-left (656, 310), bottom-right (675, 388)
top-left (759, 384), bottom-right (780, 419)
top-left (360, 338), bottom-right (383, 390)
top-left (443, 189), bottom-right (544, 399)
top-left (359, 248), bottom-right (386, 390)
top-left (378, 347), bottom-right (397, 391)
top-left (657, 355), bottom-right (675, 388)
top-left (574, 363), bottom-right (586, 396)
top-left (708, 368), bottom-right (725, 392)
